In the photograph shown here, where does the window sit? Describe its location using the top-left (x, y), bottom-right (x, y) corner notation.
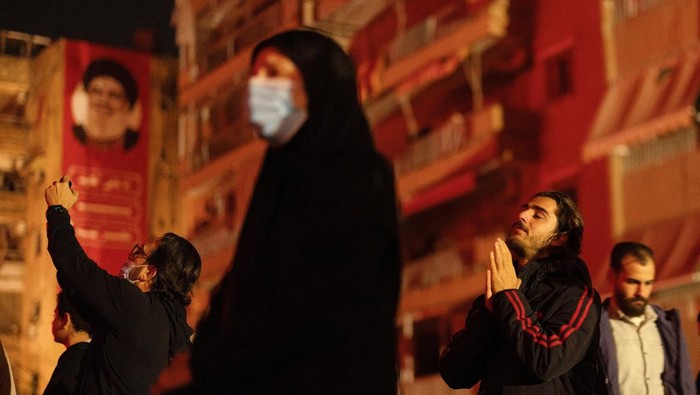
top-left (0, 292), bottom-right (22, 334)
top-left (545, 49), bottom-right (573, 101)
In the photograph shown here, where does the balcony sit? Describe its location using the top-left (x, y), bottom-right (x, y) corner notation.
top-left (614, 128), bottom-right (700, 232)
top-left (0, 125), bottom-right (28, 157)
top-left (585, 46), bottom-right (700, 162)
top-left (368, 0), bottom-right (508, 99)
top-left (195, 0), bottom-right (281, 76)
top-left (0, 189), bottom-right (26, 224)
top-left (310, 0), bottom-right (390, 42)
top-left (1, 224), bottom-right (25, 267)
top-left (178, 0), bottom-right (299, 106)
top-left (0, 55), bottom-right (30, 132)
top-left (601, 0), bottom-right (698, 82)
top-left (1, 249), bottom-right (23, 264)
top-left (400, 265), bottom-right (482, 316)
top-left (183, 83), bottom-right (257, 171)
top-left (396, 105), bottom-right (503, 215)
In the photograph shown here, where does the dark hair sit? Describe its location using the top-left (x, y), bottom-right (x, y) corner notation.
top-left (82, 58), bottom-right (138, 108)
top-left (147, 232), bottom-right (201, 305)
top-left (533, 191), bottom-right (584, 257)
top-left (56, 291), bottom-right (92, 336)
top-left (610, 241), bottom-right (654, 273)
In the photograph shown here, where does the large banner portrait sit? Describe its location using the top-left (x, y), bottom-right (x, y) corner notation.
top-left (62, 40), bottom-right (150, 274)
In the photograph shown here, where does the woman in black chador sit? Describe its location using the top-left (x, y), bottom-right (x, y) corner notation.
top-left (190, 29), bottom-right (401, 394)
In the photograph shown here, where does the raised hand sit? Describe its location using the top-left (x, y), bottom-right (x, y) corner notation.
top-left (489, 238), bottom-right (521, 294)
top-left (45, 176), bottom-right (79, 209)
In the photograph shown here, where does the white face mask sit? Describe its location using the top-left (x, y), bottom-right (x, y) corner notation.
top-left (248, 76), bottom-right (308, 147)
top-left (120, 261), bottom-right (150, 284)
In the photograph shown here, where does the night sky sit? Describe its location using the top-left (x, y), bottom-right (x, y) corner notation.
top-left (0, 1), bottom-right (178, 55)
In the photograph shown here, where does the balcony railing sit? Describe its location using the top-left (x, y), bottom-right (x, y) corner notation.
top-left (2, 249), bottom-right (23, 263)
top-left (0, 191), bottom-right (27, 224)
top-left (395, 105), bottom-right (501, 176)
top-left (0, 124), bottom-right (29, 156)
top-left (368, 0), bottom-right (508, 98)
top-left (393, 105), bottom-right (502, 207)
top-left (620, 125), bottom-right (697, 173)
top-left (388, 3), bottom-right (481, 65)
top-left (196, 0), bottom-right (281, 76)
top-left (607, 0), bottom-right (669, 25)
top-left (186, 84), bottom-right (255, 171)
top-left (311, 0), bottom-right (389, 40)
top-left (395, 114), bottom-right (468, 175)
top-left (600, 0), bottom-right (697, 81)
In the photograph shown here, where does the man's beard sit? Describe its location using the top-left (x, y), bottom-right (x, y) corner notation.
top-left (614, 290), bottom-right (648, 317)
top-left (506, 237), bottom-right (528, 259)
top-left (506, 231), bottom-right (555, 261)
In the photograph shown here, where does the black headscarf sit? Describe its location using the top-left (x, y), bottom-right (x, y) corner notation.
top-left (226, 30), bottom-right (392, 295)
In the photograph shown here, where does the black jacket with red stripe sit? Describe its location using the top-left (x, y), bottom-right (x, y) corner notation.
top-left (440, 255), bottom-right (601, 394)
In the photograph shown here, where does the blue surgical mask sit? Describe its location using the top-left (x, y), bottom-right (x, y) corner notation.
top-left (248, 76), bottom-right (308, 147)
